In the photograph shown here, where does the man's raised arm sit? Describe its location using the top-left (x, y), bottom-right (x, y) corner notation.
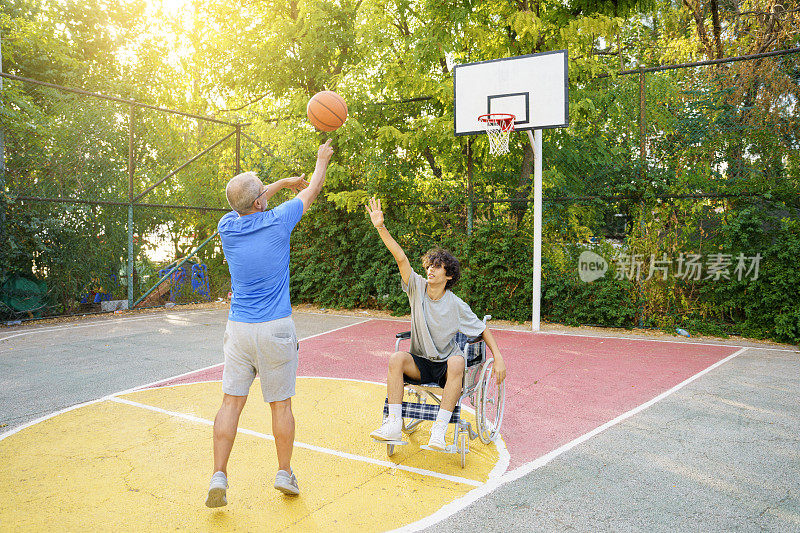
top-left (296, 139), bottom-right (334, 214)
top-left (260, 175), bottom-right (308, 204)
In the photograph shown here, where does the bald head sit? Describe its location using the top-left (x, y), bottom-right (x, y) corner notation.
top-left (226, 171), bottom-right (263, 214)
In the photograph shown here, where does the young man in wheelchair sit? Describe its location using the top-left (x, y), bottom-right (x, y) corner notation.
top-left (365, 197), bottom-right (507, 450)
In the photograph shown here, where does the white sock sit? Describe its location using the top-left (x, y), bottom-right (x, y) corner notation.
top-left (435, 408), bottom-right (452, 427)
top-left (388, 403), bottom-right (402, 419)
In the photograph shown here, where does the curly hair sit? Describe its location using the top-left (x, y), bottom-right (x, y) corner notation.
top-left (421, 247), bottom-right (461, 290)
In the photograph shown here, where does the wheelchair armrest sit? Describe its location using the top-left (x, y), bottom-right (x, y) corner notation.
top-left (465, 333), bottom-right (484, 344)
top-left (395, 331), bottom-right (411, 340)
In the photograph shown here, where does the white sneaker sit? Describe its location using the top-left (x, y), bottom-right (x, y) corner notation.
top-left (205, 471), bottom-right (228, 508)
top-left (426, 422), bottom-right (448, 450)
top-left (370, 415), bottom-right (403, 441)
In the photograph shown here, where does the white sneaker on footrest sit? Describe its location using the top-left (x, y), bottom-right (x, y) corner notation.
top-left (426, 422), bottom-right (448, 450)
top-left (370, 415), bottom-right (402, 442)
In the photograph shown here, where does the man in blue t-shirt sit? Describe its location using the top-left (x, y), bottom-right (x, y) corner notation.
top-left (205, 140), bottom-right (333, 507)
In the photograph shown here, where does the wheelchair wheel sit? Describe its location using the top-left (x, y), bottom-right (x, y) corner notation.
top-left (387, 443), bottom-right (395, 456)
top-left (476, 359), bottom-right (505, 444)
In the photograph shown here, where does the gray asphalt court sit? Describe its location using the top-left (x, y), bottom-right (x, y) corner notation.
top-left (0, 308), bottom-right (361, 430)
top-left (1, 307), bottom-right (798, 532)
top-left (424, 343), bottom-right (800, 532)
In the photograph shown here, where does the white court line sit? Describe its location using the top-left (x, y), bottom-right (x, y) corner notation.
top-left (128, 318), bottom-right (373, 392)
top-left (0, 318), bottom-right (377, 438)
top-left (0, 318), bottom-right (377, 435)
top-left (109, 396), bottom-right (482, 488)
top-left (2, 312), bottom-right (757, 529)
top-left (307, 314), bottom-right (796, 352)
top-left (297, 318), bottom-right (372, 341)
top-left (121, 375), bottom-right (512, 482)
top-left (392, 347), bottom-right (750, 532)
top-left (0, 309), bottom-right (224, 343)
top-left (0, 398), bottom-right (110, 442)
top-left (538, 330), bottom-right (797, 352)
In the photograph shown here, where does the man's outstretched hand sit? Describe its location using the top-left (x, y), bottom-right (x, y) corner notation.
top-left (365, 197), bottom-right (385, 228)
top-left (284, 174), bottom-right (308, 193)
top-left (317, 139), bottom-right (334, 163)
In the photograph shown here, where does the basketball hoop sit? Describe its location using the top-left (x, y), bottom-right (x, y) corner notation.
top-left (478, 113), bottom-right (515, 155)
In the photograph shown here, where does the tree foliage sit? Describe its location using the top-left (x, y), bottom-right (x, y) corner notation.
top-left (1, 0), bottom-right (798, 342)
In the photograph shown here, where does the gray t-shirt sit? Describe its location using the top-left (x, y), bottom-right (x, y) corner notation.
top-left (402, 270), bottom-right (486, 361)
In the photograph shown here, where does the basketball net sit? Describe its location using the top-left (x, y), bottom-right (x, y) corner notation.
top-left (478, 113), bottom-right (515, 155)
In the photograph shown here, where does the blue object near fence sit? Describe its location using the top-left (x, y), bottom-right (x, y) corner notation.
top-left (158, 261), bottom-right (211, 302)
top-left (80, 274), bottom-right (116, 304)
top-left (158, 265), bottom-right (186, 302)
top-left (191, 264), bottom-right (211, 300)
top-left (92, 292), bottom-right (113, 304)
top-left (79, 292), bottom-right (111, 304)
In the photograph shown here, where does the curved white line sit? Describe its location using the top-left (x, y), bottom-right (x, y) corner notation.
top-left (2, 371), bottom-right (508, 494)
top-left (130, 376), bottom-right (389, 392)
top-left (1, 320), bottom-right (375, 435)
top-left (390, 347), bottom-right (749, 532)
top-left (0, 398), bottom-right (108, 441)
top-left (109, 396), bottom-right (482, 487)
top-left (120, 319), bottom-right (373, 393)
top-left (124, 375), bottom-right (511, 480)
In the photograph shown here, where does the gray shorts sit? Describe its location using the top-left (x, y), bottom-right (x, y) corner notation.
top-left (222, 316), bottom-right (299, 402)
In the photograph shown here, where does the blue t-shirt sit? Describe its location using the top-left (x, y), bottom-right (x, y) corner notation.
top-left (218, 198), bottom-right (304, 323)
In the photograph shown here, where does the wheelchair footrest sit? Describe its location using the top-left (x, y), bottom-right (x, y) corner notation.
top-left (420, 444), bottom-right (466, 454)
top-left (383, 399), bottom-right (460, 423)
top-left (372, 438), bottom-right (407, 446)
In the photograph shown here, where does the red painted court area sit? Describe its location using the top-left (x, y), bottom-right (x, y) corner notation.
top-left (151, 319), bottom-right (739, 469)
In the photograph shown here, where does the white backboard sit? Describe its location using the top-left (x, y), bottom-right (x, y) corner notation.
top-left (453, 50), bottom-right (569, 135)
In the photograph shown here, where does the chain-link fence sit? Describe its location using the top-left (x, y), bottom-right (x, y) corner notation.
top-left (0, 73), bottom-right (272, 318)
top-left (458, 48), bottom-right (799, 234)
top-left (2, 49), bottom-right (799, 341)
top-left (358, 49), bottom-right (799, 338)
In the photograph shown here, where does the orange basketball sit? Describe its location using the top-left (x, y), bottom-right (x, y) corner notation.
top-left (307, 91), bottom-right (348, 132)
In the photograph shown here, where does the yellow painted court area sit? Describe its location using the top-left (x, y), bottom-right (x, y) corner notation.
top-left (0, 377), bottom-right (506, 532)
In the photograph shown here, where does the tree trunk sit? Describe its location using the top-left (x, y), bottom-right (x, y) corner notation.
top-left (422, 148), bottom-right (442, 179)
top-left (709, 0), bottom-right (724, 58)
top-left (683, 0), bottom-right (715, 58)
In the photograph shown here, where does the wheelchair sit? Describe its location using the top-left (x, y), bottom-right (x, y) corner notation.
top-left (379, 315), bottom-right (505, 468)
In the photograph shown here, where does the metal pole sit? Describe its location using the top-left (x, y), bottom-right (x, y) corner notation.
top-left (236, 124), bottom-right (241, 175)
top-left (466, 139), bottom-right (473, 236)
top-left (639, 68), bottom-right (646, 164)
top-left (133, 130), bottom-right (235, 203)
top-left (127, 104), bottom-right (135, 308)
top-left (0, 72), bottom-right (240, 126)
top-left (527, 129), bottom-right (542, 332)
top-left (0, 30), bottom-right (6, 244)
